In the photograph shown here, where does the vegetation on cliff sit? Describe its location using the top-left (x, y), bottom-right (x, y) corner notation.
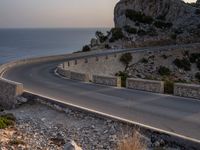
top-left (88, 0), bottom-right (200, 50)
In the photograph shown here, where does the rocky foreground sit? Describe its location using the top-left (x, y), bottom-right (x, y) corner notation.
top-left (0, 98), bottom-right (191, 150)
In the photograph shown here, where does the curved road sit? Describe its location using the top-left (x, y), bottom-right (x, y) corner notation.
top-left (3, 59), bottom-right (200, 143)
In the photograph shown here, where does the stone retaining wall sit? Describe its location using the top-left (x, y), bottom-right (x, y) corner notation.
top-left (57, 66), bottom-right (71, 79)
top-left (93, 75), bottom-right (121, 87)
top-left (174, 83), bottom-right (200, 99)
top-left (126, 78), bottom-right (164, 93)
top-left (0, 79), bottom-right (23, 108)
top-left (63, 54), bottom-right (124, 77)
top-left (70, 71), bottom-right (90, 82)
top-left (56, 67), bottom-right (122, 86)
top-left (62, 43), bottom-right (200, 78)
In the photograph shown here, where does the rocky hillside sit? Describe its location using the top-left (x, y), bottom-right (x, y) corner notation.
top-left (114, 0), bottom-right (200, 47)
top-left (196, 0), bottom-right (200, 6)
top-left (88, 0), bottom-right (200, 50)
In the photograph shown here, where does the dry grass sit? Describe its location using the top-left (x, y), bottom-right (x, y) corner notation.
top-left (117, 132), bottom-right (146, 150)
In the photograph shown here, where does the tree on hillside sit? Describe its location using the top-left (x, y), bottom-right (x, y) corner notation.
top-left (120, 53), bottom-right (133, 71)
top-left (95, 31), bottom-right (107, 43)
top-left (82, 45), bottom-right (91, 52)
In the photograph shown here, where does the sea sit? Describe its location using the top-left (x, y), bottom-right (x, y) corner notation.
top-left (0, 28), bottom-right (109, 64)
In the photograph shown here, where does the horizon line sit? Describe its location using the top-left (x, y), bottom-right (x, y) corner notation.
top-left (0, 27), bottom-right (113, 30)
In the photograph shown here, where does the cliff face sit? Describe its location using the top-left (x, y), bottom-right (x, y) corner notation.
top-left (112, 0), bottom-right (200, 47)
top-left (115, 0), bottom-right (199, 28)
top-left (197, 0), bottom-right (200, 7)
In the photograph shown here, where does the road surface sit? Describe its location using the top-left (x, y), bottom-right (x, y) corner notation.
top-left (3, 59), bottom-right (200, 143)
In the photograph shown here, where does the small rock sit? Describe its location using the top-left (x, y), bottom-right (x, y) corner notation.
top-left (50, 137), bottom-right (65, 146)
top-left (16, 97), bottom-right (28, 104)
top-left (64, 140), bottom-right (82, 150)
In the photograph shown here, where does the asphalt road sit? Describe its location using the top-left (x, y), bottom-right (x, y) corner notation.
top-left (3, 60), bottom-right (200, 142)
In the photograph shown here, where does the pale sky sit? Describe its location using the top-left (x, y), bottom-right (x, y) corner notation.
top-left (0, 0), bottom-right (197, 28)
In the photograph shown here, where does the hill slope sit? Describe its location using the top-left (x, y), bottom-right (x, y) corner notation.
top-left (89, 0), bottom-right (200, 50)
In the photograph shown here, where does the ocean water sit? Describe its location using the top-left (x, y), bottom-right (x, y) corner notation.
top-left (0, 28), bottom-right (109, 64)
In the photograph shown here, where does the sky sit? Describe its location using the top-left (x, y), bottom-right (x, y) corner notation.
top-left (0, 0), bottom-right (197, 28)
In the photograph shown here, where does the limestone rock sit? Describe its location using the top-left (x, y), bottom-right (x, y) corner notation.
top-left (196, 0), bottom-right (200, 7)
top-left (16, 96), bottom-right (28, 105)
top-left (115, 0), bottom-right (199, 27)
top-left (64, 140), bottom-right (82, 150)
top-left (113, 0), bottom-right (200, 47)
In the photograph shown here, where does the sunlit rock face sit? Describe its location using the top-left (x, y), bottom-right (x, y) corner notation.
top-left (112, 0), bottom-right (200, 47)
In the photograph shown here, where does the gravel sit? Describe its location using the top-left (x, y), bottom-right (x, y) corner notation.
top-left (0, 99), bottom-right (194, 150)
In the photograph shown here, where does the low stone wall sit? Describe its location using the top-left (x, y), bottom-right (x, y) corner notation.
top-left (70, 71), bottom-right (89, 82)
top-left (93, 75), bottom-right (121, 87)
top-left (126, 78), bottom-right (164, 93)
top-left (0, 79), bottom-right (23, 108)
top-left (57, 66), bottom-right (71, 79)
top-left (63, 54), bottom-right (124, 78)
top-left (174, 83), bottom-right (200, 99)
top-left (57, 66), bottom-right (89, 82)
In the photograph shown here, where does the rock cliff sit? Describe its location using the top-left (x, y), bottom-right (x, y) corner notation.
top-left (115, 0), bottom-right (199, 27)
top-left (112, 0), bottom-right (200, 47)
top-left (88, 0), bottom-right (200, 49)
top-left (197, 0), bottom-right (200, 7)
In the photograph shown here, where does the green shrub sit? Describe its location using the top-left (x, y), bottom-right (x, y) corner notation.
top-left (141, 58), bottom-right (148, 64)
top-left (189, 53), bottom-right (200, 63)
top-left (135, 22), bottom-right (140, 26)
top-left (115, 71), bottom-right (129, 87)
top-left (174, 29), bottom-right (183, 34)
top-left (154, 21), bottom-right (173, 29)
top-left (164, 80), bottom-right (174, 94)
top-left (95, 31), bottom-right (107, 43)
top-left (120, 53), bottom-right (133, 71)
top-left (124, 26), bottom-right (137, 34)
top-left (158, 66), bottom-right (171, 76)
top-left (161, 54), bottom-right (168, 59)
top-left (173, 58), bottom-right (191, 71)
top-left (183, 51), bottom-right (189, 57)
top-left (82, 45), bottom-right (91, 52)
top-left (156, 15), bottom-right (166, 21)
top-left (137, 29), bottom-right (147, 36)
top-left (170, 33), bottom-right (177, 40)
top-left (146, 27), bottom-right (158, 36)
top-left (105, 44), bottom-right (111, 49)
top-left (109, 28), bottom-right (124, 42)
top-left (125, 9), bottom-right (153, 24)
top-left (195, 72), bottom-right (200, 81)
top-left (195, 9), bottom-right (200, 15)
top-left (0, 105), bottom-right (4, 112)
top-left (196, 59), bottom-right (200, 70)
top-left (175, 79), bottom-right (187, 83)
top-left (0, 114), bottom-right (16, 129)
